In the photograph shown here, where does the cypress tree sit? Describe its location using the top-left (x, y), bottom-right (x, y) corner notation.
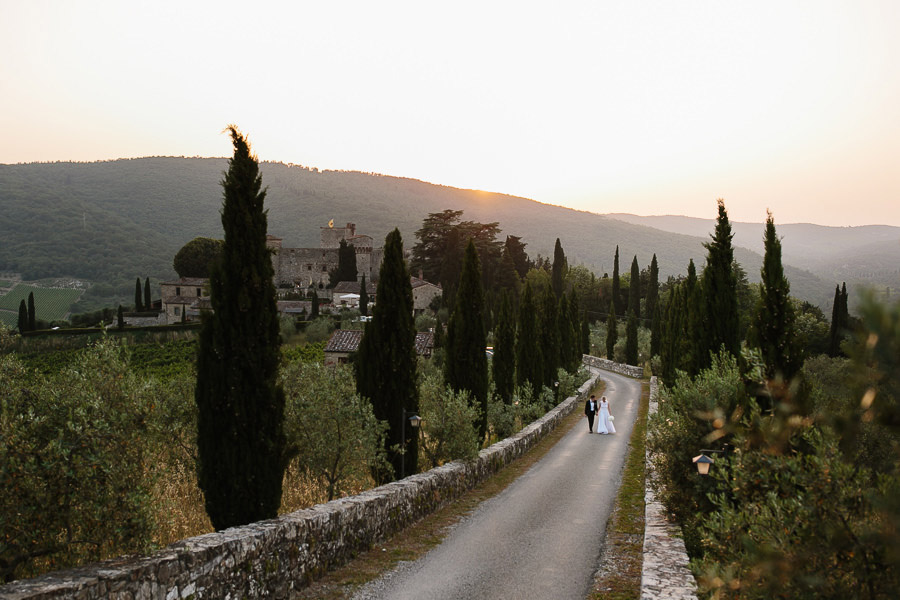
top-left (17, 299), bottom-right (28, 332)
top-left (606, 300), bottom-right (617, 359)
top-left (659, 286), bottom-right (680, 383)
top-left (699, 199), bottom-right (740, 368)
top-left (539, 285), bottom-right (561, 388)
top-left (683, 259), bottom-right (702, 377)
top-left (625, 309), bottom-right (638, 365)
top-left (647, 253), bottom-right (659, 321)
top-left (195, 126), bottom-right (286, 530)
top-left (445, 239), bottom-right (489, 439)
top-left (117, 304), bottom-right (125, 330)
top-left (753, 211), bottom-right (801, 381)
top-left (628, 255), bottom-right (641, 321)
top-left (144, 277), bottom-right (151, 312)
top-left (329, 238), bottom-right (358, 287)
top-left (828, 284), bottom-right (842, 357)
top-left (515, 282), bottom-right (542, 389)
top-left (493, 290), bottom-right (516, 404)
top-left (557, 293), bottom-right (575, 372)
top-left (27, 291), bottom-right (36, 331)
top-left (551, 238), bottom-right (567, 299)
top-left (359, 274), bottom-right (369, 317)
top-left (650, 301), bottom-right (661, 358)
top-left (135, 277), bottom-right (143, 312)
top-left (612, 246), bottom-right (622, 316)
top-left (310, 288), bottom-right (320, 319)
top-left (581, 319), bottom-right (590, 357)
top-left (355, 229), bottom-right (418, 482)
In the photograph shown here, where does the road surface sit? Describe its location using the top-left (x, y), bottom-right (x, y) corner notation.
top-left (351, 369), bottom-right (643, 600)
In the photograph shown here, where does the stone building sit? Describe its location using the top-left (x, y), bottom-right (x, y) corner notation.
top-left (159, 277), bottom-right (208, 324)
top-left (267, 222), bottom-right (384, 295)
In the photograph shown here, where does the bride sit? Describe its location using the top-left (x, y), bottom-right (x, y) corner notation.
top-left (597, 396), bottom-right (616, 434)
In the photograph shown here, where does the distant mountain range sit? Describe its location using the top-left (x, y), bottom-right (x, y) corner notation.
top-left (2, 157), bottom-right (896, 313)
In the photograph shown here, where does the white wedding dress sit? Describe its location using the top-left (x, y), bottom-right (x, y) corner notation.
top-left (598, 399), bottom-right (616, 434)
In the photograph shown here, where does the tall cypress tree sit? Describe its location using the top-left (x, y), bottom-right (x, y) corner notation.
top-left (359, 273), bottom-right (369, 317)
top-left (753, 211), bottom-right (801, 381)
top-left (699, 199), bottom-right (740, 368)
top-left (195, 126), bottom-right (285, 530)
top-left (612, 246), bottom-right (622, 316)
top-left (551, 238), bottom-right (567, 300)
top-left (539, 285), bottom-right (561, 388)
top-left (828, 282), bottom-right (850, 357)
top-left (27, 291), bottom-right (36, 331)
top-left (355, 228), bottom-right (418, 482)
top-left (515, 282), bottom-right (542, 390)
top-left (681, 259), bottom-right (702, 377)
top-left (17, 299), bottom-right (28, 332)
top-left (557, 293), bottom-right (575, 372)
top-left (445, 240), bottom-right (489, 439)
top-left (650, 301), bottom-right (662, 358)
top-left (628, 255), bottom-right (641, 321)
top-left (606, 300), bottom-right (618, 359)
top-left (310, 288), bottom-right (320, 318)
top-left (134, 277), bottom-right (143, 312)
top-left (493, 290), bottom-right (516, 404)
top-left (143, 277), bottom-right (151, 312)
top-left (625, 309), bottom-right (638, 365)
top-left (329, 239), bottom-right (358, 287)
top-left (647, 254), bottom-right (659, 322)
top-left (117, 304), bottom-right (125, 330)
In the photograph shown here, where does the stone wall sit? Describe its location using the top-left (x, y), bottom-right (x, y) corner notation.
top-left (640, 376), bottom-right (698, 600)
top-left (0, 369), bottom-right (601, 599)
top-left (582, 354), bottom-right (644, 379)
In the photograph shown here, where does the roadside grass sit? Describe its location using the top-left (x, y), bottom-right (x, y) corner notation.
top-left (589, 380), bottom-right (650, 600)
top-left (293, 381), bottom-right (607, 600)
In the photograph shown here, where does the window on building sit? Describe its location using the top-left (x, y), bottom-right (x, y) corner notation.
top-left (174, 307), bottom-right (181, 316)
top-left (196, 288), bottom-right (202, 296)
top-left (175, 287), bottom-right (181, 296)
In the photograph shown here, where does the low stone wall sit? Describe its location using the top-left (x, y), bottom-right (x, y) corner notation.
top-left (0, 371), bottom-right (601, 599)
top-left (640, 376), bottom-right (698, 600)
top-left (582, 354), bottom-right (644, 379)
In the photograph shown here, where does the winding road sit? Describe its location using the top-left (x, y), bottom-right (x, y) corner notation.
top-left (351, 369), bottom-right (643, 600)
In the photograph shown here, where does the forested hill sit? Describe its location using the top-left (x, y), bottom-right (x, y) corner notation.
top-left (1, 157), bottom-right (833, 311)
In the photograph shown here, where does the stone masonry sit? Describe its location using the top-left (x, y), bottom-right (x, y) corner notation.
top-left (640, 376), bottom-right (698, 600)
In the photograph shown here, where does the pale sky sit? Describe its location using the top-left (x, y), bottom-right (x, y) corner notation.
top-left (3, 1), bottom-right (899, 227)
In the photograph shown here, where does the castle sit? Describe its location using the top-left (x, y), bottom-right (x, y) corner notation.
top-left (266, 222), bottom-right (384, 292)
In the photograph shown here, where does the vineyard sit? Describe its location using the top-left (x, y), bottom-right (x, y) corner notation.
top-left (0, 284), bottom-right (84, 327)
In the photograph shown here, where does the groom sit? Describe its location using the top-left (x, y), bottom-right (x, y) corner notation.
top-left (584, 394), bottom-right (597, 433)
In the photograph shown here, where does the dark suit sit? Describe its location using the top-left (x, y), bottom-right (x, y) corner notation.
top-left (584, 399), bottom-right (597, 432)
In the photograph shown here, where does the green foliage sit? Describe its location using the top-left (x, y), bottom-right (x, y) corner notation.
top-left (281, 341), bottom-right (326, 364)
top-left (134, 277), bottom-right (143, 311)
top-left (699, 199), bottom-right (741, 368)
top-left (417, 373), bottom-right (481, 469)
top-left (355, 228), bottom-right (418, 482)
top-left (328, 238), bottom-right (358, 288)
top-left (515, 283), bottom-right (542, 390)
top-left (625, 309), bottom-right (638, 366)
top-left (0, 338), bottom-right (158, 582)
top-left (195, 126), bottom-right (286, 530)
top-left (172, 237), bottom-right (224, 278)
top-left (612, 245), bottom-right (622, 316)
top-left (751, 212), bottom-right (802, 381)
top-left (629, 255), bottom-right (641, 320)
top-left (551, 238), bottom-right (567, 299)
top-left (492, 291), bottom-right (517, 403)
top-left (281, 362), bottom-right (387, 501)
top-left (606, 301), bottom-right (617, 359)
top-left (444, 240), bottom-right (489, 441)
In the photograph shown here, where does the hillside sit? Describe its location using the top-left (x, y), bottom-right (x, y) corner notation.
top-left (607, 213), bottom-right (900, 295)
top-left (1, 158), bottom-right (836, 312)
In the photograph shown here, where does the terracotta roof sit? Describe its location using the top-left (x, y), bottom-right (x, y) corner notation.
top-left (161, 277), bottom-right (209, 286)
top-left (410, 277), bottom-right (440, 290)
top-left (325, 329), bottom-right (364, 353)
top-left (333, 281), bottom-right (377, 294)
top-left (324, 329), bottom-right (434, 356)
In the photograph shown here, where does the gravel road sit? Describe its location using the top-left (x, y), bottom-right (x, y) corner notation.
top-left (351, 369), bottom-right (642, 600)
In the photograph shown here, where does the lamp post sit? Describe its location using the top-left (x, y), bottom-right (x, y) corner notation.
top-left (692, 444), bottom-right (732, 475)
top-left (400, 409), bottom-right (421, 479)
